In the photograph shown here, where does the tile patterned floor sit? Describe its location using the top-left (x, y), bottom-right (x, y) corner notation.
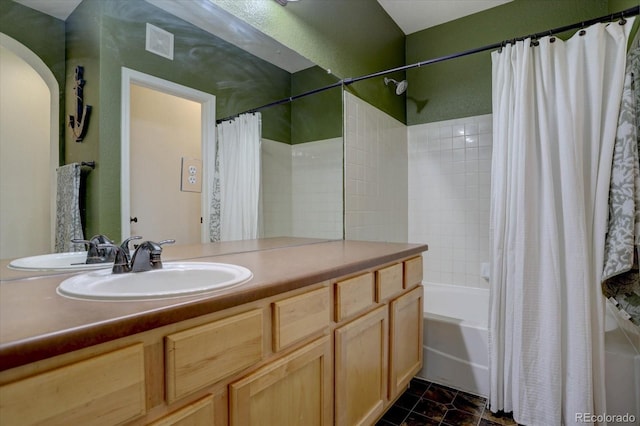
top-left (376, 378), bottom-right (519, 426)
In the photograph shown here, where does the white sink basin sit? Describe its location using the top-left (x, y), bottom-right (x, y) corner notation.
top-left (8, 252), bottom-right (113, 272)
top-left (57, 262), bottom-right (253, 301)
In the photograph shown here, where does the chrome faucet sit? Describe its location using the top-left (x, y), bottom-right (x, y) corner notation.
top-left (72, 234), bottom-right (114, 264)
top-left (130, 240), bottom-right (175, 272)
top-left (73, 235), bottom-right (142, 265)
top-left (103, 239), bottom-right (175, 274)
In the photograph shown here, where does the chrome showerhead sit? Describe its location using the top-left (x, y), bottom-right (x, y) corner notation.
top-left (384, 77), bottom-right (408, 95)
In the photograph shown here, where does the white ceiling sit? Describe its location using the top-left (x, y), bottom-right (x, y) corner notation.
top-left (13, 0), bottom-right (514, 34)
top-left (376, 0), bottom-right (514, 35)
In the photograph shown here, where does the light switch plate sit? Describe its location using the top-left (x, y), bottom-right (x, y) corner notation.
top-left (180, 157), bottom-right (202, 193)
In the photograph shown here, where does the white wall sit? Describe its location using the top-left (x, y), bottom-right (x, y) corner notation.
top-left (408, 114), bottom-right (493, 289)
top-left (129, 84), bottom-right (202, 244)
top-left (344, 92), bottom-right (408, 242)
top-left (0, 45), bottom-right (51, 258)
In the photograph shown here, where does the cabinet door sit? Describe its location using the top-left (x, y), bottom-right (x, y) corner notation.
top-left (229, 336), bottom-right (332, 426)
top-left (335, 306), bottom-right (388, 426)
top-left (389, 286), bottom-right (423, 398)
top-left (150, 394), bottom-right (214, 426)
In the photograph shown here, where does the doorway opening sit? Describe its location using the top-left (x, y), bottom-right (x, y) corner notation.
top-left (120, 68), bottom-right (216, 244)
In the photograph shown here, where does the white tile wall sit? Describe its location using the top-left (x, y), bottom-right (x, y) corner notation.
top-left (261, 138), bottom-right (343, 240)
top-left (291, 138), bottom-right (343, 239)
top-left (408, 114), bottom-right (493, 289)
top-left (261, 139), bottom-right (292, 237)
top-left (344, 92), bottom-right (408, 242)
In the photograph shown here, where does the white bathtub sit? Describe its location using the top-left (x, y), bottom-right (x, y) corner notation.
top-left (417, 282), bottom-right (640, 418)
top-left (417, 282), bottom-right (490, 396)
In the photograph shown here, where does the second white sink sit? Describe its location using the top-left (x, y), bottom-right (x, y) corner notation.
top-left (8, 252), bottom-right (112, 272)
top-left (57, 262), bottom-right (253, 301)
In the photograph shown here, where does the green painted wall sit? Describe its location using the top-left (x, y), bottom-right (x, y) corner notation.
top-left (404, 0), bottom-right (637, 125)
top-left (0, 0), bottom-right (66, 162)
top-left (63, 0), bottom-right (300, 238)
top-left (291, 66), bottom-right (342, 144)
top-left (213, 0), bottom-right (406, 123)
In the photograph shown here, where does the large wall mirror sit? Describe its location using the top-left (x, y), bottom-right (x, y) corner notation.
top-left (0, 0), bottom-right (344, 260)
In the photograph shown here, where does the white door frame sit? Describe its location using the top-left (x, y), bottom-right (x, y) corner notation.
top-left (120, 67), bottom-right (216, 243)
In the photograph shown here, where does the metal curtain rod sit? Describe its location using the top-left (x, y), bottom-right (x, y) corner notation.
top-left (217, 5), bottom-right (639, 124)
top-left (216, 81), bottom-right (343, 123)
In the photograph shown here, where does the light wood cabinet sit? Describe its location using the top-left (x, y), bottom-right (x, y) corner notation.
top-left (376, 263), bottom-right (403, 302)
top-left (229, 336), bottom-right (332, 426)
top-left (389, 285), bottom-right (423, 399)
top-left (272, 286), bottom-right (330, 351)
top-left (404, 256), bottom-right (423, 288)
top-left (334, 272), bottom-right (375, 321)
top-left (0, 254), bottom-right (424, 426)
top-left (165, 309), bottom-right (263, 403)
top-left (149, 394), bottom-right (214, 426)
top-left (0, 344), bottom-right (146, 426)
top-left (335, 305), bottom-right (389, 426)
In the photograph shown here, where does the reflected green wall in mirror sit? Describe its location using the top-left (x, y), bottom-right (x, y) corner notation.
top-left (65, 0), bottom-right (297, 238)
top-left (291, 67), bottom-right (342, 144)
top-left (212, 0), bottom-right (407, 124)
top-left (2, 0), bottom-right (346, 241)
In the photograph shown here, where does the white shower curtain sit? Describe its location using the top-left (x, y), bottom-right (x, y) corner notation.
top-left (212, 112), bottom-right (261, 241)
top-left (489, 19), bottom-right (633, 426)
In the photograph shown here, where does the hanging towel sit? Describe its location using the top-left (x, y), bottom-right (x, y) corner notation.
top-left (54, 163), bottom-right (84, 252)
top-left (602, 36), bottom-right (640, 328)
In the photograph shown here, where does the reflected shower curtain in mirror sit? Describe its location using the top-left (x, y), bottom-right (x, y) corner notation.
top-left (489, 19), bottom-right (633, 425)
top-left (210, 113), bottom-right (261, 241)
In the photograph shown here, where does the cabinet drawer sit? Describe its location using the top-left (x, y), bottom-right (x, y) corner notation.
top-left (0, 344), bottom-right (145, 426)
top-left (273, 286), bottom-right (330, 351)
top-left (150, 394), bottom-right (214, 425)
top-left (376, 263), bottom-right (403, 302)
top-left (165, 309), bottom-right (263, 402)
top-left (335, 272), bottom-right (375, 322)
top-left (403, 256), bottom-right (423, 288)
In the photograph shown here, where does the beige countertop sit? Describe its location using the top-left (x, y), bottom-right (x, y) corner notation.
top-left (0, 238), bottom-right (427, 371)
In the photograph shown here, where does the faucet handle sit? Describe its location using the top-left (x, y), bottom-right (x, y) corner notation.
top-left (119, 236), bottom-right (142, 264)
top-left (98, 243), bottom-right (131, 274)
top-left (89, 235), bottom-right (116, 262)
top-left (71, 239), bottom-right (104, 264)
top-left (130, 239), bottom-right (175, 273)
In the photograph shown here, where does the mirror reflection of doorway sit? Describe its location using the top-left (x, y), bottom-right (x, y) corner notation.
top-left (121, 68), bottom-right (216, 245)
top-left (129, 84), bottom-right (202, 245)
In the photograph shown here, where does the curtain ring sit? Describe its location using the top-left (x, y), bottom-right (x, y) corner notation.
top-left (579, 22), bottom-right (586, 36)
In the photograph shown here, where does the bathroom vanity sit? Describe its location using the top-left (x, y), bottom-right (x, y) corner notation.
top-left (0, 239), bottom-right (427, 425)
